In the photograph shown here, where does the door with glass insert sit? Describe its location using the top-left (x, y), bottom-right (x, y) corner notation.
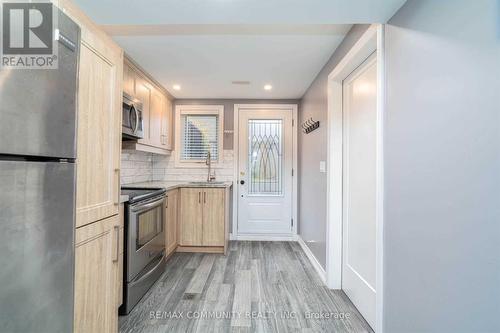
top-left (238, 108), bottom-right (293, 234)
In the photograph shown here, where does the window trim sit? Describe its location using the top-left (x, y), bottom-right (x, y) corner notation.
top-left (174, 105), bottom-right (224, 169)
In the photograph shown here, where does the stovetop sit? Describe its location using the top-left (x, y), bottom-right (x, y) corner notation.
top-left (121, 187), bottom-right (166, 204)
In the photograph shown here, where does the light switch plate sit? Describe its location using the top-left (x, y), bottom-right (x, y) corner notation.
top-left (320, 161), bottom-right (326, 173)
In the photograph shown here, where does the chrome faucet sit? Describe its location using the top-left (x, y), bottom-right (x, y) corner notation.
top-left (206, 151), bottom-right (216, 182)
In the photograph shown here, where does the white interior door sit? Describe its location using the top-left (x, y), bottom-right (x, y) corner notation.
top-left (342, 53), bottom-right (377, 329)
top-left (237, 108), bottom-right (293, 235)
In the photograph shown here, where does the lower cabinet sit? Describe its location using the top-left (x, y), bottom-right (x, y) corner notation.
top-left (117, 205), bottom-right (124, 308)
top-left (178, 187), bottom-right (229, 253)
top-left (202, 188), bottom-right (226, 246)
top-left (179, 188), bottom-right (203, 246)
top-left (165, 189), bottom-right (178, 256)
top-left (74, 213), bottom-right (123, 333)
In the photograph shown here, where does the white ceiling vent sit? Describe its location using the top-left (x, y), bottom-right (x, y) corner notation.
top-left (231, 81), bottom-right (251, 85)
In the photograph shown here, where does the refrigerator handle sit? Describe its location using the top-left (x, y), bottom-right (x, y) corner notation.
top-left (114, 168), bottom-right (120, 206)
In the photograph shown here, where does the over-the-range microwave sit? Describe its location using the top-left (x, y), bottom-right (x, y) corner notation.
top-left (122, 92), bottom-right (144, 139)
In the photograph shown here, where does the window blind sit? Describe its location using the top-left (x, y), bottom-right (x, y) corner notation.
top-left (181, 114), bottom-right (219, 161)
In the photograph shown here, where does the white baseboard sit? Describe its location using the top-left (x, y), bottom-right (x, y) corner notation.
top-left (230, 233), bottom-right (297, 241)
top-left (297, 236), bottom-right (327, 284)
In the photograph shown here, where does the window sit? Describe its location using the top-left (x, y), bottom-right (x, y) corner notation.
top-left (181, 114), bottom-right (219, 161)
top-left (175, 105), bottom-right (224, 167)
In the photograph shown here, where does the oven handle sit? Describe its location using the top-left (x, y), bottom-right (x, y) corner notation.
top-left (131, 197), bottom-right (165, 213)
top-left (129, 253), bottom-right (165, 287)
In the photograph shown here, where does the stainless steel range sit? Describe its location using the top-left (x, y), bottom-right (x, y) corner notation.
top-left (120, 187), bottom-right (167, 315)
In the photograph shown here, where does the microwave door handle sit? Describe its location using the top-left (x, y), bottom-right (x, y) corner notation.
top-left (131, 105), bottom-right (139, 134)
top-left (131, 197), bottom-right (164, 213)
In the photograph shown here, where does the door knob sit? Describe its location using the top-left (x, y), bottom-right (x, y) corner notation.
top-left (240, 180), bottom-right (245, 185)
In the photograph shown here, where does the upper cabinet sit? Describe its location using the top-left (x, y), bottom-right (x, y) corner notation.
top-left (122, 58), bottom-right (173, 155)
top-left (123, 63), bottom-right (136, 97)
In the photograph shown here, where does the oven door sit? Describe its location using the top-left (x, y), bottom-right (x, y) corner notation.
top-left (127, 196), bottom-right (165, 281)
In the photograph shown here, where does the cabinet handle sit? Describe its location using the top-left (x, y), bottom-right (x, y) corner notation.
top-left (203, 191), bottom-right (206, 204)
top-left (198, 192), bottom-right (201, 204)
top-left (114, 168), bottom-right (120, 206)
top-left (160, 134), bottom-right (167, 145)
top-left (166, 196), bottom-right (168, 208)
top-left (113, 225), bottom-right (120, 262)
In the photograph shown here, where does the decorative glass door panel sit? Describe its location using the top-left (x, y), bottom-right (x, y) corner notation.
top-left (238, 107), bottom-right (294, 235)
top-left (248, 119), bottom-right (283, 196)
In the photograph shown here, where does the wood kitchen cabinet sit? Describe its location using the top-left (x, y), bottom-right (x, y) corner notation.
top-left (56, 1), bottom-right (124, 332)
top-left (178, 187), bottom-right (230, 253)
top-left (165, 189), bottom-right (179, 256)
top-left (74, 213), bottom-right (122, 333)
top-left (123, 61), bottom-right (136, 97)
top-left (149, 88), bottom-right (163, 147)
top-left (117, 205), bottom-right (125, 308)
top-left (162, 97), bottom-right (173, 150)
top-left (122, 58), bottom-right (173, 155)
top-left (202, 188), bottom-right (226, 246)
top-left (179, 188), bottom-right (203, 246)
top-left (136, 76), bottom-right (152, 144)
top-left (58, 0), bottom-right (123, 229)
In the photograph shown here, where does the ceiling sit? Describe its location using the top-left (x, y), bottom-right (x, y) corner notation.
top-left (74, 0), bottom-right (407, 99)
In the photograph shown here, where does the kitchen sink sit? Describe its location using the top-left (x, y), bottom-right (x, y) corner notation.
top-left (188, 181), bottom-right (226, 186)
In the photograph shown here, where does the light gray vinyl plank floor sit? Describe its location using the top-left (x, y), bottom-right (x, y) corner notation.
top-left (119, 241), bottom-right (374, 333)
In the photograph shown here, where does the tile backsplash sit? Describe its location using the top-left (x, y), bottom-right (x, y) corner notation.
top-left (152, 150), bottom-right (234, 182)
top-left (120, 149), bottom-right (234, 185)
top-left (121, 150), bottom-right (154, 185)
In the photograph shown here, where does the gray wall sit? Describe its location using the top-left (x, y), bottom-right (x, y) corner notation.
top-left (298, 25), bottom-right (370, 268)
top-left (175, 99), bottom-right (299, 150)
top-left (384, 0), bottom-right (500, 332)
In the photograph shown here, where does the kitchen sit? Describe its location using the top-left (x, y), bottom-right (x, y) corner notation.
top-left (2, 1), bottom-right (499, 333)
top-left (0, 1), bottom-right (331, 331)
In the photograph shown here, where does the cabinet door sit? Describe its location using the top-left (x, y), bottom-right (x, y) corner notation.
top-left (76, 41), bottom-right (122, 228)
top-left (202, 189), bottom-right (225, 246)
top-left (165, 189), bottom-right (178, 255)
top-left (161, 96), bottom-right (173, 150)
top-left (123, 63), bottom-right (135, 96)
top-left (117, 205), bottom-right (124, 308)
top-left (136, 77), bottom-right (151, 145)
top-left (179, 188), bottom-right (203, 246)
top-left (74, 214), bottom-right (120, 333)
top-left (149, 88), bottom-right (163, 147)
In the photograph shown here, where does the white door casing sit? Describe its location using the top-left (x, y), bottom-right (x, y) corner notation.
top-left (341, 53), bottom-right (377, 328)
top-left (326, 24), bottom-right (384, 333)
top-left (235, 105), bottom-right (296, 237)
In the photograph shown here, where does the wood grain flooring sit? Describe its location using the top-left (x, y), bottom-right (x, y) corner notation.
top-left (119, 241), bottom-right (374, 333)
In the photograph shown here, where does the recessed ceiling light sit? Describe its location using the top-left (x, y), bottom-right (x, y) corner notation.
top-left (173, 84), bottom-right (181, 91)
top-left (264, 84), bottom-right (272, 91)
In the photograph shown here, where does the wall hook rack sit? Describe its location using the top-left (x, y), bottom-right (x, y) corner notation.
top-left (301, 118), bottom-right (320, 134)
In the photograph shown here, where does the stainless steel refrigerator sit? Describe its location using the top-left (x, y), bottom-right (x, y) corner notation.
top-left (0, 11), bottom-right (80, 333)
